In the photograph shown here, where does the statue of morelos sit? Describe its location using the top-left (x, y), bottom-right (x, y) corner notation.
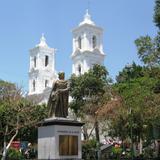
top-left (47, 72), bottom-right (70, 118)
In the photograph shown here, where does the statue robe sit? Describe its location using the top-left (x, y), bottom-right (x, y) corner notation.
top-left (48, 79), bottom-right (69, 118)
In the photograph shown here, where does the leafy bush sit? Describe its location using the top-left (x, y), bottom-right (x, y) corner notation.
top-left (110, 145), bottom-right (123, 159)
top-left (82, 139), bottom-right (98, 160)
top-left (7, 148), bottom-right (24, 160)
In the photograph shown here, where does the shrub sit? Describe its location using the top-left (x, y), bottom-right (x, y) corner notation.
top-left (82, 139), bottom-right (98, 160)
top-left (7, 148), bottom-right (24, 160)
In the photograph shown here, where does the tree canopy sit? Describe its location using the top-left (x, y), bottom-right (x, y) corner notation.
top-left (69, 64), bottom-right (113, 141)
top-left (70, 64), bottom-right (110, 117)
top-left (154, 0), bottom-right (160, 28)
top-left (135, 34), bottom-right (160, 66)
top-left (135, 0), bottom-right (160, 67)
top-left (108, 1), bottom-right (160, 157)
top-left (0, 80), bottom-right (48, 160)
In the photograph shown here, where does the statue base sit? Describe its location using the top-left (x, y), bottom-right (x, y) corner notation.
top-left (38, 117), bottom-right (84, 160)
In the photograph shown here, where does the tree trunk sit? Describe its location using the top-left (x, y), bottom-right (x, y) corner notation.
top-left (2, 135), bottom-right (7, 160)
top-left (2, 129), bottom-right (18, 160)
top-left (83, 126), bottom-right (89, 140)
top-left (139, 138), bottom-right (143, 155)
top-left (95, 120), bottom-right (100, 160)
top-left (95, 120), bottom-right (100, 143)
top-left (158, 140), bottom-right (160, 157)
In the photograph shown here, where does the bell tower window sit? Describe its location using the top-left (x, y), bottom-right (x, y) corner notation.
top-left (45, 80), bottom-right (48, 88)
top-left (33, 80), bottom-right (36, 92)
top-left (45, 55), bottom-right (49, 67)
top-left (78, 64), bottom-right (81, 75)
top-left (34, 56), bottom-right (36, 68)
top-left (78, 37), bottom-right (81, 49)
top-left (92, 35), bottom-right (97, 49)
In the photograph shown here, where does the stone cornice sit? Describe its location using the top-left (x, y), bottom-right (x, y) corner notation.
top-left (72, 23), bottom-right (103, 34)
top-left (38, 117), bottom-right (85, 127)
top-left (71, 48), bottom-right (105, 59)
top-left (30, 46), bottom-right (54, 55)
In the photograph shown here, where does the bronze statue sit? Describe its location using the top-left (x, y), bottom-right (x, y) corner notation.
top-left (48, 72), bottom-right (69, 118)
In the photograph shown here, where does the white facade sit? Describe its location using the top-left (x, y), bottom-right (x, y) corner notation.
top-left (71, 10), bottom-right (105, 76)
top-left (28, 10), bottom-right (106, 103)
top-left (28, 35), bottom-right (57, 99)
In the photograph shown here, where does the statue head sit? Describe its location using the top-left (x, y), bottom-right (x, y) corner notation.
top-left (58, 72), bottom-right (65, 80)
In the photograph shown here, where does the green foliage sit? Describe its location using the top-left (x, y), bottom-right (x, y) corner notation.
top-left (69, 65), bottom-right (112, 142)
top-left (70, 64), bottom-right (108, 98)
top-left (83, 139), bottom-right (97, 149)
top-left (134, 0), bottom-right (160, 75)
top-left (111, 146), bottom-right (122, 155)
top-left (69, 64), bottom-right (110, 116)
top-left (0, 80), bottom-right (17, 101)
top-left (111, 65), bottom-right (160, 142)
top-left (111, 1), bottom-right (160, 156)
top-left (108, 109), bottom-right (129, 140)
top-left (135, 0), bottom-right (160, 66)
top-left (18, 104), bottom-right (48, 142)
top-left (116, 62), bottom-right (144, 83)
top-left (7, 148), bottom-right (24, 160)
top-left (0, 79), bottom-right (48, 154)
top-left (154, 0), bottom-right (160, 28)
top-left (135, 34), bottom-right (160, 66)
top-left (82, 139), bottom-right (98, 160)
top-left (154, 80), bottom-right (160, 93)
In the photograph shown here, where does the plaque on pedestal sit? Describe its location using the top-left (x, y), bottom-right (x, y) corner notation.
top-left (38, 117), bottom-right (84, 160)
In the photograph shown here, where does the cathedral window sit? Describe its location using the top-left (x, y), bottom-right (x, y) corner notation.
top-left (34, 56), bottom-right (36, 68)
top-left (78, 64), bottom-right (81, 75)
top-left (45, 80), bottom-right (48, 88)
top-left (92, 35), bottom-right (97, 49)
top-left (45, 55), bottom-right (49, 67)
top-left (78, 36), bottom-right (81, 49)
top-left (33, 80), bottom-right (36, 92)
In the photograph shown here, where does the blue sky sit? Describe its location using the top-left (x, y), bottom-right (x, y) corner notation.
top-left (0, 0), bottom-right (156, 91)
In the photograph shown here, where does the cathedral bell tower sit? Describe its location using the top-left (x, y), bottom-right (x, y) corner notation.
top-left (28, 34), bottom-right (57, 96)
top-left (71, 10), bottom-right (105, 76)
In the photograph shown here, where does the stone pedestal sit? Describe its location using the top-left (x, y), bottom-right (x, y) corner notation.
top-left (38, 117), bottom-right (84, 160)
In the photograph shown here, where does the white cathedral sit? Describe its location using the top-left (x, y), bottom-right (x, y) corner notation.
top-left (28, 10), bottom-right (105, 103)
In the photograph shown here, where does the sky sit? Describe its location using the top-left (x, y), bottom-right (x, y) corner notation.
top-left (0, 0), bottom-right (156, 91)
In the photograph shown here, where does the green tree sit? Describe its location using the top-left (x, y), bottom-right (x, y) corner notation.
top-left (70, 64), bottom-right (109, 116)
top-left (135, 0), bottom-right (160, 67)
top-left (135, 34), bottom-right (160, 66)
top-left (0, 80), bottom-right (47, 160)
top-left (116, 62), bottom-right (144, 83)
top-left (70, 64), bottom-right (112, 142)
top-left (111, 1), bottom-right (160, 157)
top-left (154, 0), bottom-right (160, 28)
top-left (111, 65), bottom-right (160, 156)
